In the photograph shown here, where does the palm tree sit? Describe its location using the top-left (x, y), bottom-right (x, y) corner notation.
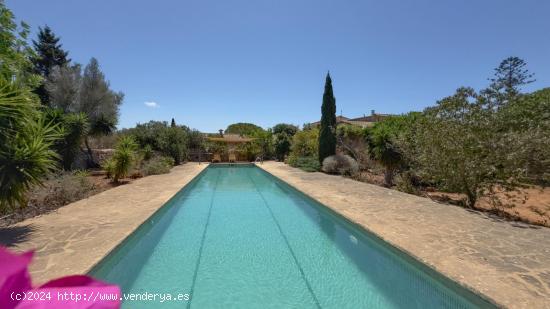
top-left (365, 117), bottom-right (406, 187)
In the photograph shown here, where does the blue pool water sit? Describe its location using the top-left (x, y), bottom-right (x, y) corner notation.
top-left (90, 165), bottom-right (494, 308)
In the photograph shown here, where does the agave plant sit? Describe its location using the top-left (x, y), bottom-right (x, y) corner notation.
top-left (0, 78), bottom-right (62, 210)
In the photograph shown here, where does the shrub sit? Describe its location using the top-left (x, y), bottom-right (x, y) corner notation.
top-left (288, 155), bottom-right (320, 172)
top-left (394, 171), bottom-right (421, 195)
top-left (125, 121), bottom-right (190, 164)
top-left (160, 126), bottom-right (188, 164)
top-left (46, 172), bottom-right (94, 204)
top-left (141, 144), bottom-right (154, 161)
top-left (27, 171), bottom-right (95, 211)
top-left (73, 169), bottom-right (90, 178)
top-left (237, 141), bottom-right (261, 161)
top-left (321, 154), bottom-right (359, 176)
top-left (290, 128), bottom-right (319, 158)
top-left (141, 156), bottom-right (174, 176)
top-left (336, 124), bottom-right (369, 169)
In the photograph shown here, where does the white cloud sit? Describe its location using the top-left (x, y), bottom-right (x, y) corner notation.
top-left (144, 101), bottom-right (159, 108)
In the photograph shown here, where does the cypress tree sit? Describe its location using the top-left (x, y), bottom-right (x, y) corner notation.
top-left (171, 118), bottom-right (176, 127)
top-left (318, 72), bottom-right (337, 163)
top-left (32, 25), bottom-right (70, 105)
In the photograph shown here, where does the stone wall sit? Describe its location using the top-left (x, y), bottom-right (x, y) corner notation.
top-left (73, 149), bottom-right (115, 169)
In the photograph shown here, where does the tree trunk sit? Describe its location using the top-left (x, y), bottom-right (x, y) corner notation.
top-left (384, 167), bottom-right (394, 187)
top-left (462, 177), bottom-right (477, 209)
top-left (465, 190), bottom-right (477, 209)
top-left (84, 137), bottom-right (99, 168)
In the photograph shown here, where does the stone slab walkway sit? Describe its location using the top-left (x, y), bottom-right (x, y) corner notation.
top-left (1, 163), bottom-right (207, 284)
top-left (257, 162), bottom-right (550, 309)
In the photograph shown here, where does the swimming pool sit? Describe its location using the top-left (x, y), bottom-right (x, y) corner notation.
top-left (90, 164), bottom-right (494, 308)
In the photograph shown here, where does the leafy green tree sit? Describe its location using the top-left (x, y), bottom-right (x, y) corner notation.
top-left (272, 123), bottom-right (298, 136)
top-left (44, 58), bottom-right (122, 167)
top-left (0, 1), bottom-right (40, 87)
top-left (127, 120), bottom-right (190, 164)
top-left (79, 58), bottom-right (123, 130)
top-left (127, 121), bottom-right (168, 150)
top-left (272, 123), bottom-right (298, 161)
top-left (77, 58), bottom-right (123, 166)
top-left (32, 25), bottom-right (70, 105)
top-left (496, 88), bottom-right (550, 184)
top-left (45, 64), bottom-right (81, 112)
top-left (252, 129), bottom-right (273, 160)
top-left (160, 126), bottom-right (188, 164)
top-left (400, 88), bottom-right (524, 208)
top-left (187, 129), bottom-right (205, 150)
top-left (225, 122), bottom-right (263, 136)
top-left (274, 132), bottom-right (292, 161)
top-left (291, 128), bottom-right (319, 158)
top-left (318, 72), bottom-right (337, 163)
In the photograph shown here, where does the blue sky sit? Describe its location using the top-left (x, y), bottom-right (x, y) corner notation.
top-left (7, 0), bottom-right (550, 132)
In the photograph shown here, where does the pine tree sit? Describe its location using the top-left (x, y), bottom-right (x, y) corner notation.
top-left (171, 118), bottom-right (176, 127)
top-left (489, 57), bottom-right (535, 98)
top-left (32, 25), bottom-right (70, 105)
top-left (318, 72), bottom-right (337, 163)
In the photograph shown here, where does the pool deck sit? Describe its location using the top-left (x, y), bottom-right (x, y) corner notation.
top-left (257, 162), bottom-right (550, 309)
top-left (1, 163), bottom-right (207, 285)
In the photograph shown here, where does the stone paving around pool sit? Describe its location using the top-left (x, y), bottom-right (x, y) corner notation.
top-left (257, 162), bottom-right (550, 309)
top-left (1, 163), bottom-right (207, 285)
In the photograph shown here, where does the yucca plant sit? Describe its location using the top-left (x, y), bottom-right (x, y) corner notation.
top-left (111, 147), bottom-right (133, 183)
top-left (0, 78), bottom-right (62, 210)
top-left (102, 158), bottom-right (115, 179)
top-left (59, 112), bottom-right (88, 170)
top-left (44, 109), bottom-right (89, 170)
top-left (106, 136), bottom-right (138, 183)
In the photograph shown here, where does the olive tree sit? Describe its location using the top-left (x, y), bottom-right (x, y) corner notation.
top-left (45, 58), bottom-right (123, 166)
top-left (400, 87), bottom-right (524, 208)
